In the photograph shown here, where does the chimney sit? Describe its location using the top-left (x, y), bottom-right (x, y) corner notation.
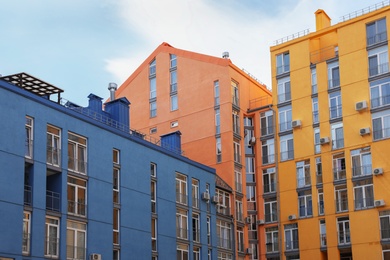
top-left (108, 82), bottom-right (117, 101)
top-left (105, 97), bottom-right (131, 130)
top-left (315, 9), bottom-right (331, 31)
top-left (160, 131), bottom-right (182, 154)
top-left (87, 94), bottom-right (103, 113)
top-left (222, 52), bottom-right (229, 59)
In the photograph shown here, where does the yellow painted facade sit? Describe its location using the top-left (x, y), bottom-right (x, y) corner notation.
top-left (270, 4), bottom-right (390, 260)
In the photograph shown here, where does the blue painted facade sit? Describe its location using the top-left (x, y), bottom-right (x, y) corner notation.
top-left (0, 74), bottom-right (217, 260)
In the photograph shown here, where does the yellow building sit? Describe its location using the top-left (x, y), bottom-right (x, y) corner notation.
top-left (270, 3), bottom-right (390, 260)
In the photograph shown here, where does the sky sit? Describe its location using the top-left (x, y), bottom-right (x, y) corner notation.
top-left (0, 0), bottom-right (379, 106)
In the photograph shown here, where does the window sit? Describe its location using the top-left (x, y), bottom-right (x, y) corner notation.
top-left (67, 220), bottom-right (86, 260)
top-left (233, 140), bottom-right (241, 164)
top-left (235, 199), bottom-right (243, 222)
top-left (311, 68), bottom-right (317, 94)
top-left (150, 100), bottom-right (157, 118)
top-left (113, 149), bottom-right (120, 204)
top-left (237, 227), bottom-right (244, 252)
top-left (266, 226), bottom-right (279, 253)
top-left (278, 105), bottom-right (292, 132)
top-left (113, 208), bottom-right (120, 245)
top-left (68, 132), bottom-right (87, 174)
top-left (312, 97), bottom-right (319, 124)
top-left (333, 153), bottom-right (346, 181)
top-left (45, 217), bottom-right (59, 257)
top-left (262, 139), bottom-right (275, 165)
top-left (337, 217), bottom-right (350, 246)
top-left (260, 110), bottom-right (274, 136)
top-left (207, 216), bottom-right (211, 245)
top-left (370, 79), bottom-right (390, 108)
top-left (206, 183), bottom-right (210, 212)
top-left (373, 110), bottom-right (390, 140)
top-left (244, 118), bottom-right (254, 155)
top-left (149, 59), bottom-right (156, 76)
top-left (246, 186), bottom-right (256, 211)
top-left (280, 134), bottom-right (294, 161)
top-left (331, 123), bottom-right (344, 150)
top-left (354, 179), bottom-right (374, 209)
top-left (296, 160), bottom-right (310, 188)
top-left (214, 80), bottom-right (220, 106)
top-left (232, 110), bottom-right (240, 135)
top-left (217, 219), bottom-right (232, 249)
top-left (170, 54), bottom-right (177, 68)
top-left (23, 212), bottom-right (31, 254)
top-left (316, 157), bottom-right (323, 185)
top-left (276, 52), bottom-right (290, 75)
top-left (298, 190), bottom-right (312, 218)
top-left (177, 244), bottom-right (189, 260)
top-left (318, 188), bottom-right (324, 215)
top-left (232, 81), bottom-right (239, 106)
top-left (151, 163), bottom-right (157, 177)
top-left (47, 125), bottom-right (61, 166)
top-left (216, 137), bottom-right (222, 163)
top-left (216, 189), bottom-right (231, 215)
top-left (218, 252), bottom-right (233, 260)
top-left (246, 157), bottom-right (255, 184)
top-left (25, 116), bottom-right (33, 158)
top-left (380, 210), bottom-right (390, 240)
top-left (176, 173), bottom-right (187, 205)
top-left (368, 45), bottom-right (389, 77)
top-left (215, 108), bottom-right (220, 134)
top-left (193, 247), bottom-right (200, 260)
top-left (171, 94), bottom-right (178, 111)
top-left (367, 18), bottom-right (387, 46)
top-left (67, 177), bottom-right (87, 217)
top-left (235, 169), bottom-right (242, 193)
top-left (263, 167), bottom-right (276, 194)
top-left (152, 218), bottom-right (157, 251)
top-left (328, 61), bottom-right (340, 89)
top-left (335, 184), bottom-right (348, 212)
top-left (151, 180), bottom-right (156, 213)
top-left (351, 148), bottom-right (372, 177)
top-left (264, 198), bottom-right (278, 223)
top-left (176, 209), bottom-right (188, 239)
top-left (250, 243), bottom-right (259, 260)
top-left (150, 77), bottom-right (156, 99)
top-left (192, 213), bottom-right (200, 242)
top-left (284, 223), bottom-right (299, 251)
top-left (113, 149), bottom-right (119, 164)
top-left (319, 220), bottom-right (326, 247)
top-left (114, 249), bottom-right (120, 260)
top-left (314, 128), bottom-right (320, 154)
top-left (170, 70), bottom-right (177, 92)
top-left (192, 179), bottom-right (199, 209)
top-left (329, 91), bottom-right (342, 120)
top-left (277, 77), bottom-right (291, 103)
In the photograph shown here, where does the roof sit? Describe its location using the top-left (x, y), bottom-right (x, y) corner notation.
top-left (0, 72), bottom-right (63, 103)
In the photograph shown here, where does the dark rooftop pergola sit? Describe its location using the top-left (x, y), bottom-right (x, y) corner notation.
top-left (0, 72), bottom-right (64, 103)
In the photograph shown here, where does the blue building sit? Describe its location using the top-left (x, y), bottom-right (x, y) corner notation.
top-left (0, 73), bottom-right (217, 260)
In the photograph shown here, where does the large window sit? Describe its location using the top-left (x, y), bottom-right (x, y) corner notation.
top-left (171, 94), bottom-right (178, 111)
top-left (25, 116), bottom-right (33, 158)
top-left (177, 244), bottom-right (189, 260)
top-left (67, 177), bottom-right (87, 217)
top-left (235, 169), bottom-right (242, 193)
top-left (266, 227), bottom-right (279, 253)
top-left (237, 227), bottom-right (244, 253)
top-left (192, 179), bottom-right (199, 209)
top-left (278, 105), bottom-right (292, 132)
top-left (298, 190), bottom-right (312, 218)
top-left (331, 123), bottom-right (344, 150)
top-left (277, 77), bottom-right (291, 103)
top-left (217, 219), bottom-right (232, 249)
top-left (312, 97), bottom-right (319, 124)
top-left (47, 125), bottom-right (61, 166)
top-left (232, 110), bottom-right (240, 135)
top-left (150, 77), bottom-right (156, 99)
top-left (329, 91), bottom-right (342, 120)
top-left (233, 140), bottom-right (241, 164)
top-left (280, 134), bottom-right (294, 161)
top-left (67, 220), bottom-right (86, 260)
top-left (68, 132), bottom-right (87, 174)
top-left (314, 128), bottom-right (320, 154)
top-left (45, 217), bottom-right (59, 258)
top-left (246, 185), bottom-right (256, 211)
top-left (170, 70), bottom-right (177, 92)
top-left (170, 54), bottom-right (177, 68)
top-left (368, 45), bottom-right (389, 77)
top-left (176, 209), bottom-right (188, 240)
top-left (214, 80), bottom-right (220, 106)
top-left (263, 167), bottom-right (276, 194)
top-left (335, 184), bottom-right (348, 213)
top-left (319, 220), bottom-right (326, 247)
top-left (380, 210), bottom-right (390, 240)
top-left (152, 218), bottom-right (157, 252)
top-left (370, 79), bottom-right (390, 108)
top-left (23, 212), bottom-right (31, 254)
top-left (192, 213), bottom-right (200, 242)
top-left (113, 208), bottom-right (120, 245)
top-left (218, 252), bottom-right (233, 260)
top-left (246, 157), bottom-right (255, 183)
top-left (235, 199), bottom-right (243, 222)
top-left (216, 137), bottom-right (222, 163)
top-left (351, 148), bottom-right (372, 177)
top-left (328, 61), bottom-right (340, 89)
top-left (367, 18), bottom-right (387, 46)
top-left (262, 139), bottom-right (275, 165)
top-left (149, 59), bottom-right (156, 76)
top-left (373, 110), bottom-right (390, 140)
top-left (296, 160), bottom-right (311, 188)
top-left (276, 52), bottom-right (290, 75)
top-left (318, 188), bottom-right (324, 215)
top-left (264, 198), bottom-right (278, 223)
top-left (176, 173), bottom-right (187, 205)
top-left (231, 81), bottom-right (239, 106)
top-left (337, 217), bottom-right (350, 246)
top-left (333, 153), bottom-right (346, 181)
top-left (260, 110), bottom-right (274, 136)
top-left (215, 108), bottom-right (220, 134)
top-left (311, 67), bottom-right (317, 94)
top-left (284, 223), bottom-right (299, 251)
top-left (353, 179), bottom-right (374, 210)
top-left (216, 189), bottom-right (231, 215)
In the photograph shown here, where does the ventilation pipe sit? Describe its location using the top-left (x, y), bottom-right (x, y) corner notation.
top-left (222, 52), bottom-right (229, 59)
top-left (108, 82), bottom-right (117, 101)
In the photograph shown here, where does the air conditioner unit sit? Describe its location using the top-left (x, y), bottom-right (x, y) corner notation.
top-left (373, 168), bottom-right (384, 175)
top-left (201, 192), bottom-right (210, 201)
top-left (256, 219), bottom-right (265, 225)
top-left (360, 127), bottom-right (370, 135)
top-left (375, 199), bottom-right (385, 207)
top-left (90, 254), bottom-right (102, 260)
top-left (212, 195), bottom-right (219, 204)
top-left (249, 136), bottom-right (256, 145)
top-left (288, 214), bottom-right (296, 221)
top-left (355, 101), bottom-right (368, 111)
top-left (245, 248), bottom-right (252, 254)
top-left (320, 137), bottom-right (330, 145)
top-left (291, 120), bottom-right (301, 128)
top-left (245, 217), bottom-right (252, 224)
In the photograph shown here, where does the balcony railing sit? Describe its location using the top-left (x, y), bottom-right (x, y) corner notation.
top-left (22, 232), bottom-right (30, 254)
top-left (352, 165), bottom-right (372, 177)
top-left (266, 241), bottom-right (279, 253)
top-left (320, 234), bottom-right (327, 247)
top-left (45, 236), bottom-right (59, 258)
top-left (310, 45), bottom-right (338, 64)
top-left (279, 121), bottom-right (292, 132)
top-left (262, 154), bottom-right (275, 165)
top-left (25, 139), bottom-right (33, 158)
top-left (354, 197), bottom-right (374, 210)
top-left (285, 240), bottom-right (299, 251)
top-left (261, 126), bottom-right (274, 136)
top-left (192, 196), bottom-right (199, 209)
top-left (367, 31), bottom-right (388, 46)
top-left (371, 94), bottom-right (390, 109)
top-left (176, 227), bottom-right (188, 240)
top-left (329, 105), bottom-right (342, 120)
top-left (68, 157), bottom-right (87, 174)
top-left (176, 192), bottom-right (187, 205)
top-left (335, 198), bottom-right (349, 212)
top-left (381, 228), bottom-right (390, 240)
top-left (373, 126), bottom-right (390, 140)
top-left (328, 78), bottom-right (340, 89)
top-left (316, 174), bottom-right (323, 185)
top-left (68, 200), bottom-right (86, 217)
top-left (264, 183), bottom-right (276, 194)
top-left (47, 146), bottom-right (61, 167)
top-left (217, 236), bottom-right (232, 250)
top-left (24, 185), bottom-right (32, 206)
top-left (280, 150), bottom-right (294, 161)
top-left (66, 245), bottom-right (86, 260)
top-left (46, 190), bottom-right (60, 212)
top-left (265, 212), bottom-right (278, 223)
top-left (276, 65), bottom-right (290, 75)
top-left (333, 168), bottom-right (346, 181)
top-left (217, 206), bottom-right (231, 216)
top-left (299, 206), bottom-right (313, 218)
top-left (369, 62), bottom-right (389, 77)
top-left (193, 229), bottom-right (200, 242)
top-left (338, 231), bottom-right (351, 246)
top-left (277, 92), bottom-right (291, 104)
top-left (297, 176), bottom-right (311, 188)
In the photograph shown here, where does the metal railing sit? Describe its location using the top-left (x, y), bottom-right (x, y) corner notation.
top-left (352, 165), bottom-right (372, 177)
top-left (371, 94), bottom-right (390, 109)
top-left (310, 45), bottom-right (338, 64)
top-left (263, 183), bottom-right (276, 194)
top-left (68, 157), bottom-right (87, 175)
top-left (335, 198), bottom-right (349, 212)
top-left (262, 154), bottom-right (275, 165)
top-left (340, 0), bottom-right (390, 22)
top-left (333, 168), bottom-right (347, 181)
top-left (46, 190), bottom-right (60, 212)
top-left (68, 200), bottom-right (86, 217)
top-left (277, 92), bottom-right (291, 104)
top-left (299, 206), bottom-right (313, 218)
top-left (176, 192), bottom-right (188, 205)
top-left (367, 31), bottom-right (388, 46)
top-left (285, 240), bottom-right (299, 251)
top-left (354, 197), bottom-right (374, 209)
top-left (46, 146), bottom-right (61, 167)
top-left (266, 241), bottom-right (279, 253)
top-left (369, 62), bottom-right (389, 77)
top-left (217, 236), bottom-right (232, 250)
top-left (176, 227), bottom-right (188, 240)
top-left (45, 236), bottom-right (59, 258)
top-left (265, 212), bottom-right (278, 223)
top-left (279, 121), bottom-right (292, 132)
top-left (273, 29), bottom-right (310, 46)
top-left (297, 176), bottom-right (311, 188)
top-left (261, 126), bottom-right (274, 136)
top-left (217, 206), bottom-right (231, 216)
top-left (280, 150), bottom-right (294, 161)
top-left (338, 231), bottom-right (351, 245)
top-left (66, 245), bottom-right (86, 260)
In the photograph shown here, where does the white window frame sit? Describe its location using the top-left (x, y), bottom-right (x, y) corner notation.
top-left (45, 217), bottom-right (59, 257)
top-left (370, 80), bottom-right (390, 108)
top-left (265, 227), bottom-right (279, 253)
top-left (380, 211), bottom-right (390, 240)
top-left (246, 157), bottom-right (255, 183)
top-left (368, 45), bottom-right (389, 77)
top-left (149, 59), bottom-right (156, 76)
top-left (296, 160), bottom-right (311, 188)
top-left (278, 105), bottom-right (292, 132)
top-left (263, 167), bottom-right (276, 194)
top-left (192, 213), bottom-right (200, 242)
top-left (260, 110), bottom-right (274, 136)
top-left (314, 128), bottom-right (320, 154)
top-left (284, 224), bottom-right (299, 251)
top-left (337, 217), bottom-right (350, 245)
top-left (276, 52), bottom-right (290, 75)
top-left (264, 199), bottom-right (278, 223)
top-left (277, 77), bottom-right (291, 103)
top-left (329, 91), bottom-right (342, 119)
top-left (331, 122), bottom-right (344, 150)
top-left (311, 68), bottom-right (317, 94)
top-left (176, 173), bottom-right (187, 205)
top-left (67, 177), bottom-right (87, 217)
top-left (216, 137), bottom-right (222, 163)
top-left (113, 167), bottom-right (120, 204)
top-left (351, 148), bottom-right (372, 177)
top-left (150, 77), bottom-right (156, 99)
top-left (207, 216), bottom-right (211, 245)
top-left (152, 218), bottom-right (157, 252)
top-left (328, 61), bottom-right (340, 89)
top-left (366, 18), bottom-right (387, 45)
top-left (262, 139), bottom-right (275, 165)
top-left (235, 169), bottom-right (242, 193)
top-left (170, 54), bottom-right (177, 68)
top-left (237, 227), bottom-right (244, 252)
top-left (318, 188), bottom-right (324, 215)
top-left (25, 116), bottom-right (33, 158)
top-left (176, 209), bottom-right (188, 240)
top-left (312, 97), bottom-right (319, 124)
top-left (235, 199), bottom-right (243, 222)
top-left (177, 244), bottom-right (189, 260)
top-left (150, 100), bottom-right (157, 118)
top-left (170, 93), bottom-right (178, 111)
top-left (280, 134), bottom-right (294, 161)
top-left (47, 125), bottom-right (61, 167)
top-left (232, 110), bottom-right (240, 135)
top-left (319, 220), bottom-right (326, 247)
top-left (170, 70), bottom-right (177, 92)
top-left (373, 110), bottom-right (390, 140)
top-left (191, 179), bottom-right (199, 209)
top-left (66, 220), bottom-right (86, 260)
top-left (217, 220), bottom-right (232, 250)
top-left (113, 208), bottom-right (120, 245)
top-left (215, 108), bottom-right (220, 134)
top-left (23, 211), bottom-right (31, 254)
top-left (353, 180), bottom-right (374, 210)
top-left (335, 184), bottom-right (348, 213)
top-left (216, 189), bottom-right (231, 215)
top-left (333, 153), bottom-right (346, 181)
top-left (231, 81), bottom-right (239, 106)
top-left (298, 191), bottom-right (312, 218)
top-left (233, 140), bottom-right (241, 164)
top-left (68, 132), bottom-right (87, 174)
top-left (214, 80), bottom-right (220, 106)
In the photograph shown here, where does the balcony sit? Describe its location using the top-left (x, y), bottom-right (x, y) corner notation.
top-left (217, 236), bottom-right (232, 250)
top-left (176, 192), bottom-right (187, 205)
top-left (333, 168), bottom-right (346, 181)
top-left (66, 245), bottom-right (86, 260)
top-left (24, 185), bottom-right (32, 206)
top-left (371, 94), bottom-right (390, 109)
top-left (354, 197), bottom-right (374, 210)
top-left (45, 236), bottom-right (59, 258)
top-left (46, 190), bottom-right (60, 212)
top-left (369, 62), bottom-right (389, 77)
top-left (47, 146), bottom-right (61, 167)
top-left (352, 165), bottom-right (372, 178)
top-left (68, 200), bottom-right (86, 217)
top-left (176, 227), bottom-right (188, 240)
